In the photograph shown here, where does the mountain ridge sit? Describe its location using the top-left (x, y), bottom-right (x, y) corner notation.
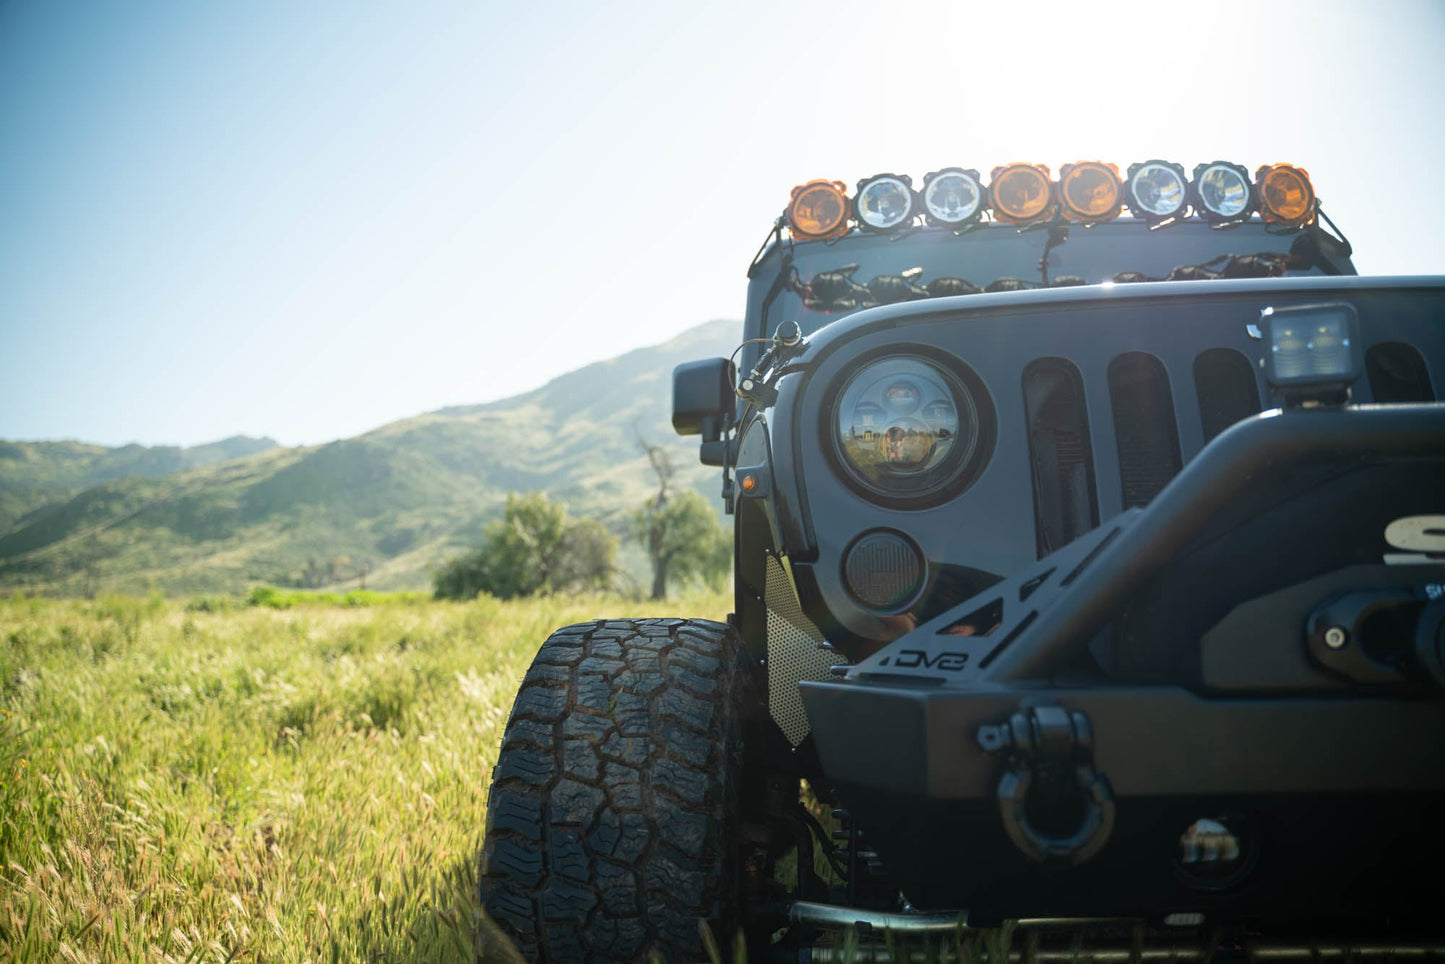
top-left (0, 434), bottom-right (280, 534)
top-left (0, 320), bottom-right (739, 596)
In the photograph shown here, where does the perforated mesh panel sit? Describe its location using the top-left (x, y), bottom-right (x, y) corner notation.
top-left (766, 554), bottom-right (844, 745)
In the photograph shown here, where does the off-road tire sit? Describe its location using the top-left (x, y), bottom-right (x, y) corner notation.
top-left (480, 618), bottom-right (748, 962)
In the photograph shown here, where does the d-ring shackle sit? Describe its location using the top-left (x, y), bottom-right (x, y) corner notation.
top-left (978, 705), bottom-right (1115, 864)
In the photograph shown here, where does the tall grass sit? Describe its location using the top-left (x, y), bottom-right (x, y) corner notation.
top-left (0, 589), bottom-right (729, 962)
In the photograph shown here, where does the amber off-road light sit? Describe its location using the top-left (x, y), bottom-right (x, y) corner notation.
top-left (1256, 164), bottom-right (1316, 227)
top-left (855, 173), bottom-right (916, 232)
top-left (920, 167), bottom-right (985, 228)
top-left (1125, 160), bottom-right (1189, 223)
top-left (989, 163), bottom-right (1056, 226)
top-left (786, 179), bottom-right (851, 241)
top-left (1191, 161), bottom-right (1254, 224)
top-left (1058, 161), bottom-right (1123, 223)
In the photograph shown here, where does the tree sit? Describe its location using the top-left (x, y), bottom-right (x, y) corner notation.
top-left (629, 489), bottom-right (731, 600)
top-left (554, 517), bottom-right (616, 593)
top-left (431, 549), bottom-right (489, 601)
top-left (433, 492), bottom-right (617, 600)
top-left (475, 492), bottom-right (568, 598)
top-left (630, 433), bottom-right (730, 599)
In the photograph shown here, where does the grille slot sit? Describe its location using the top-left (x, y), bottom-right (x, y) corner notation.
top-left (1194, 348), bottom-right (1261, 443)
top-left (1366, 342), bottom-right (1435, 402)
top-left (1023, 358), bottom-right (1099, 557)
top-left (1108, 352), bottom-right (1182, 508)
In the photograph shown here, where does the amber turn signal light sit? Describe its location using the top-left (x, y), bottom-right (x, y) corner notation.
top-left (1058, 161), bottom-right (1123, 223)
top-left (1256, 164), bottom-right (1315, 227)
top-left (989, 163), bottom-right (1055, 225)
top-left (786, 180), bottom-right (851, 241)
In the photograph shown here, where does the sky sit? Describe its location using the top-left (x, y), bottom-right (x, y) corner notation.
top-left (2, 0), bottom-right (1443, 448)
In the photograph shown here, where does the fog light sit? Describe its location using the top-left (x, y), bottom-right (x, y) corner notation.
top-left (1175, 816), bottom-right (1255, 890)
top-left (1260, 302), bottom-right (1361, 405)
top-left (1125, 160), bottom-right (1188, 222)
top-left (921, 167), bottom-right (985, 228)
top-left (855, 173), bottom-right (915, 232)
top-left (786, 179), bottom-right (851, 241)
top-left (1191, 161), bottom-right (1253, 223)
top-left (843, 529), bottom-right (926, 611)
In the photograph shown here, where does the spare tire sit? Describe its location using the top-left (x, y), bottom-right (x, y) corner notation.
top-left (480, 618), bottom-right (747, 962)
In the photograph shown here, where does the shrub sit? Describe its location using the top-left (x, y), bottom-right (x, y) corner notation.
top-left (247, 585), bottom-right (293, 609)
top-left (432, 492), bottom-right (617, 600)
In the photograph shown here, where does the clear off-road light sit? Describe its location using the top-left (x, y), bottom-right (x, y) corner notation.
top-left (786, 179), bottom-right (851, 241)
top-left (1058, 161), bottom-right (1123, 223)
top-left (1125, 160), bottom-right (1189, 222)
top-left (1260, 302), bottom-right (1361, 405)
top-left (855, 173), bottom-right (915, 232)
top-left (989, 163), bottom-right (1056, 226)
top-left (1256, 164), bottom-right (1316, 227)
top-left (921, 167), bottom-right (985, 228)
top-left (1191, 161), bottom-right (1254, 223)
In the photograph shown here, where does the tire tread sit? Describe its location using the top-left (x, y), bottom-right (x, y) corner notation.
top-left (480, 618), bottom-right (743, 962)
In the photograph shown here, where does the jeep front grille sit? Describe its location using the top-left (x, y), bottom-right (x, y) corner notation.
top-left (1026, 346), bottom-right (1283, 553)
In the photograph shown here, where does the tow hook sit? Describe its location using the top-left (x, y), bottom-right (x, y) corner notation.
top-left (977, 705), bottom-right (1115, 864)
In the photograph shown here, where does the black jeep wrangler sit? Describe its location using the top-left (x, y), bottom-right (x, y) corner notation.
top-left (481, 161), bottom-right (1445, 962)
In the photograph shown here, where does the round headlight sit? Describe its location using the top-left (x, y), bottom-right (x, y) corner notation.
top-left (1058, 161), bottom-right (1123, 223)
top-left (835, 355), bottom-right (986, 504)
top-left (1191, 161), bottom-right (1254, 223)
top-left (1125, 160), bottom-right (1189, 222)
top-left (1255, 163), bottom-right (1315, 227)
top-left (855, 173), bottom-right (915, 231)
top-left (921, 167), bottom-right (985, 228)
top-left (989, 163), bottom-right (1056, 226)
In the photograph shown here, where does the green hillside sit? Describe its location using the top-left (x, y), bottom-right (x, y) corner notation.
top-left (0, 434), bottom-right (278, 532)
top-left (0, 320), bottom-right (738, 596)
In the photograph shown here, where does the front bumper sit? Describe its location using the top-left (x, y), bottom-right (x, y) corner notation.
top-left (800, 679), bottom-right (1445, 927)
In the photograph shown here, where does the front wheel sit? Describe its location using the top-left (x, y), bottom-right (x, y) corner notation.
top-left (481, 618), bottom-right (748, 962)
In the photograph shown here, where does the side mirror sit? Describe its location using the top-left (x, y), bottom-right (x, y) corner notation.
top-left (672, 358), bottom-right (734, 439)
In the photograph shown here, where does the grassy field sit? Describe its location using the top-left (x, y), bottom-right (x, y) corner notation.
top-left (0, 589), bottom-right (729, 962)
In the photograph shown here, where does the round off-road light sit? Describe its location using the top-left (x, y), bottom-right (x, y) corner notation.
top-left (855, 173), bottom-right (915, 232)
top-left (1256, 164), bottom-right (1315, 227)
top-left (921, 167), bottom-right (985, 228)
top-left (1191, 161), bottom-right (1254, 223)
top-left (989, 163), bottom-right (1056, 225)
top-left (1058, 161), bottom-right (1123, 223)
top-left (1125, 160), bottom-right (1189, 222)
top-left (786, 179), bottom-right (851, 241)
